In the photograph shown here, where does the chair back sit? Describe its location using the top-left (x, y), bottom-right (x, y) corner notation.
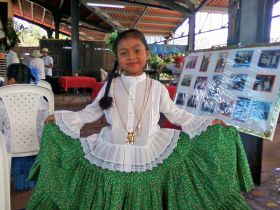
top-left (37, 80), bottom-right (52, 90)
top-left (0, 131), bottom-right (11, 210)
top-left (0, 84), bottom-right (54, 157)
top-left (100, 68), bottom-right (108, 82)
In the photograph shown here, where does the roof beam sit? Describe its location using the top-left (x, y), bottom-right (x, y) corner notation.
top-left (18, 0), bottom-right (23, 16)
top-left (139, 27), bottom-right (171, 33)
top-left (121, 19), bottom-right (178, 26)
top-left (58, 0), bottom-right (64, 10)
top-left (100, 9), bottom-right (184, 19)
top-left (153, 0), bottom-right (193, 16)
top-left (83, 3), bottom-right (126, 31)
top-left (195, 0), bottom-right (211, 12)
top-left (31, 2), bottom-right (34, 20)
top-left (176, 0), bottom-right (195, 12)
top-left (42, 8), bottom-right (46, 23)
top-left (132, 6), bottom-right (148, 28)
top-left (200, 6), bottom-right (228, 14)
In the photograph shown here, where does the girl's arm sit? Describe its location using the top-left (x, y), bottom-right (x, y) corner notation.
top-left (53, 83), bottom-right (107, 138)
top-left (159, 84), bottom-right (215, 139)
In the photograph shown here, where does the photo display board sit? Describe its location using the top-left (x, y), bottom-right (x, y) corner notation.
top-left (175, 44), bottom-right (280, 140)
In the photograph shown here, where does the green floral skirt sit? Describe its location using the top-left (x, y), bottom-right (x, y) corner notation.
top-left (27, 123), bottom-right (254, 210)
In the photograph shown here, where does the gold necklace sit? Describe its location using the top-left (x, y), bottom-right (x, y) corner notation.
top-left (120, 76), bottom-right (147, 133)
top-left (113, 77), bottom-right (151, 144)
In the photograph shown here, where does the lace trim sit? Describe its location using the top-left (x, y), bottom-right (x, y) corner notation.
top-left (55, 113), bottom-right (80, 139)
top-left (182, 117), bottom-right (213, 139)
top-left (80, 130), bottom-right (181, 172)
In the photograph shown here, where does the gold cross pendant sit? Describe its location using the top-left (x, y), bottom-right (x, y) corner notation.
top-left (126, 132), bottom-right (135, 144)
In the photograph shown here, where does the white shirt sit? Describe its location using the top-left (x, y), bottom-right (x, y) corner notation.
top-left (42, 55), bottom-right (53, 76)
top-left (55, 73), bottom-right (214, 172)
top-left (0, 98), bottom-right (49, 153)
top-left (6, 50), bottom-right (20, 67)
top-left (30, 58), bottom-right (45, 79)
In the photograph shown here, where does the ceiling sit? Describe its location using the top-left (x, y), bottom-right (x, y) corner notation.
top-left (12, 0), bottom-right (229, 41)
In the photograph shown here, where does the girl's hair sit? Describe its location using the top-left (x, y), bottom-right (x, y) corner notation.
top-left (6, 63), bottom-right (35, 84)
top-left (99, 29), bottom-right (149, 110)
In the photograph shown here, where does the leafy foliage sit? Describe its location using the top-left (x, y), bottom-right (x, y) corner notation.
top-left (106, 31), bottom-right (118, 54)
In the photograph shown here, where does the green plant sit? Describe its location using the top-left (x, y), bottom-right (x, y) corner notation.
top-left (4, 18), bottom-right (21, 47)
top-left (106, 31), bottom-right (118, 54)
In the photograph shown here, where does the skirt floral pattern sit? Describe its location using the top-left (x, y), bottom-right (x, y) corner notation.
top-left (27, 123), bottom-right (254, 210)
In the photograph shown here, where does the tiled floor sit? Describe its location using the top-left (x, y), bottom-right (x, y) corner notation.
top-left (10, 93), bottom-right (280, 210)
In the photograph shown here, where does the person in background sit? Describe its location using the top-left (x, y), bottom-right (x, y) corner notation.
top-left (6, 43), bottom-right (20, 67)
top-left (0, 63), bottom-right (49, 191)
top-left (41, 48), bottom-right (53, 79)
top-left (30, 50), bottom-right (45, 80)
top-left (166, 56), bottom-right (184, 86)
top-left (21, 52), bottom-right (32, 67)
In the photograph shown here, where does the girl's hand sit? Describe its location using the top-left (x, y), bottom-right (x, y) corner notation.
top-left (45, 114), bottom-right (55, 124)
top-left (212, 119), bottom-right (227, 126)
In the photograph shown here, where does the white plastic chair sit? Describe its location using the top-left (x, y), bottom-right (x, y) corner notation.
top-left (100, 68), bottom-right (108, 82)
top-left (0, 84), bottom-right (54, 157)
top-left (0, 131), bottom-right (11, 210)
top-left (37, 80), bottom-right (52, 91)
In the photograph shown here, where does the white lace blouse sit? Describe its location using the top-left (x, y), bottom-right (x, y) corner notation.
top-left (55, 73), bottom-right (214, 172)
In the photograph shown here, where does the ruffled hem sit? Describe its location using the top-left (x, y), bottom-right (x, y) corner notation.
top-left (81, 130), bottom-right (180, 172)
top-left (28, 123), bottom-right (254, 210)
top-left (182, 117), bottom-right (214, 139)
top-left (55, 113), bottom-right (80, 139)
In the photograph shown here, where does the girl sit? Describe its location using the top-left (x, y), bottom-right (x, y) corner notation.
top-left (28, 29), bottom-right (253, 209)
top-left (0, 63), bottom-right (49, 190)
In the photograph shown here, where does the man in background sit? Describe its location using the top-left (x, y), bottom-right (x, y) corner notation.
top-left (6, 43), bottom-right (19, 67)
top-left (41, 48), bottom-right (53, 80)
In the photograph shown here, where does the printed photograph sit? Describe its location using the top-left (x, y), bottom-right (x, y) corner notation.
top-left (187, 95), bottom-right (198, 108)
top-left (185, 56), bottom-right (198, 69)
top-left (200, 53), bottom-right (212, 72)
top-left (211, 75), bottom-right (225, 89)
top-left (233, 50), bottom-right (254, 67)
top-left (233, 97), bottom-right (251, 122)
top-left (181, 74), bottom-right (192, 87)
top-left (258, 50), bottom-right (280, 69)
top-left (217, 100), bottom-right (234, 117)
top-left (228, 74), bottom-right (247, 91)
top-left (175, 92), bottom-right (187, 106)
top-left (215, 52), bottom-right (229, 73)
top-left (201, 98), bottom-right (216, 113)
top-left (253, 75), bottom-right (275, 92)
top-left (249, 100), bottom-right (271, 121)
top-left (194, 77), bottom-right (208, 90)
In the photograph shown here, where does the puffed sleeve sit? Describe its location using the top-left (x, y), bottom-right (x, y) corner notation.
top-left (54, 83), bottom-right (106, 138)
top-left (159, 84), bottom-right (214, 139)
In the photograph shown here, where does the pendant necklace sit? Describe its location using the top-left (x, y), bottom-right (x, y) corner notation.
top-left (113, 77), bottom-right (151, 144)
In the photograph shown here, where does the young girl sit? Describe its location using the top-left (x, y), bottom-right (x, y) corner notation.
top-left (28, 29), bottom-right (253, 209)
top-left (0, 63), bottom-right (49, 190)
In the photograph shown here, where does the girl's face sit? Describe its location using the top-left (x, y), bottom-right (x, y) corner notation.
top-left (117, 37), bottom-right (149, 76)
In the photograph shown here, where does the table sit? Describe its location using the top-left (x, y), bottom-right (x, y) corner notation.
top-left (91, 82), bottom-right (104, 100)
top-left (58, 76), bottom-right (97, 104)
top-left (58, 76), bottom-right (96, 91)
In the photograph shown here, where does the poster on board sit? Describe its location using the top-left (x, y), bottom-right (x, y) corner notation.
top-left (175, 44), bottom-right (280, 140)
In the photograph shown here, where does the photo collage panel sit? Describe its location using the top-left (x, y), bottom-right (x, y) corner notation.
top-left (176, 46), bottom-right (280, 140)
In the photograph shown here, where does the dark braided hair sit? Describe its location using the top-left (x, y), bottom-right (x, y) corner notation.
top-left (99, 29), bottom-right (149, 110)
top-left (99, 60), bottom-right (118, 110)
